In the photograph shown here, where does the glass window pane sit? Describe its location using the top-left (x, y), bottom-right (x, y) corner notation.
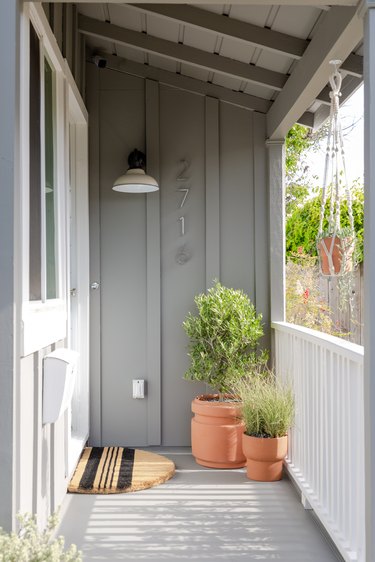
top-left (29, 24), bottom-right (42, 301)
top-left (44, 58), bottom-right (57, 299)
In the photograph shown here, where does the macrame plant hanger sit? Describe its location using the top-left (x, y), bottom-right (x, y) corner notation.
top-left (317, 60), bottom-right (356, 277)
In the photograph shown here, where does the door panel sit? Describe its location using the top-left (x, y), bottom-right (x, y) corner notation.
top-left (99, 78), bottom-right (149, 446)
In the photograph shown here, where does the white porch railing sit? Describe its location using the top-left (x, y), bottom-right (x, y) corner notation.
top-left (272, 321), bottom-right (365, 562)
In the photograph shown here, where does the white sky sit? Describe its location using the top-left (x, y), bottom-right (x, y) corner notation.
top-left (304, 85), bottom-right (364, 188)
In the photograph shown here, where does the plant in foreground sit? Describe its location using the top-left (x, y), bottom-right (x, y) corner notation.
top-left (236, 374), bottom-right (295, 438)
top-left (183, 282), bottom-right (267, 399)
top-left (0, 512), bottom-right (82, 562)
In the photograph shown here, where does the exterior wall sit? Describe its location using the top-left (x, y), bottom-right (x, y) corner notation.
top-left (18, 342), bottom-right (68, 529)
top-left (88, 64), bottom-right (270, 447)
top-left (0, 2), bottom-right (87, 531)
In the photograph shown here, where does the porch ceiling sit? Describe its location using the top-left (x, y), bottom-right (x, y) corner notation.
top-left (77, 2), bottom-right (364, 138)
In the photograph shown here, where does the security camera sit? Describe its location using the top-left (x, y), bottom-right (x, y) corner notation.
top-left (92, 55), bottom-right (107, 69)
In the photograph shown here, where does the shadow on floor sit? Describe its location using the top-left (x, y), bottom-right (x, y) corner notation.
top-left (58, 449), bottom-right (343, 562)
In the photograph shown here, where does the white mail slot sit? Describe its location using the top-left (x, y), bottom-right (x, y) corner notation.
top-left (43, 349), bottom-right (79, 424)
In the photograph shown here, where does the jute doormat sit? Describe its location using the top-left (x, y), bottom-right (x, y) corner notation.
top-left (68, 447), bottom-right (175, 494)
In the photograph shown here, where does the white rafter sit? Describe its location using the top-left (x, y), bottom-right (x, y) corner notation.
top-left (78, 14), bottom-right (288, 91)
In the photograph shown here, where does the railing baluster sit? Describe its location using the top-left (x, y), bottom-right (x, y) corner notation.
top-left (273, 321), bottom-right (364, 562)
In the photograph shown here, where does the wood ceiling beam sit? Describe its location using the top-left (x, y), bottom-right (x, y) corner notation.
top-left (130, 5), bottom-right (363, 76)
top-left (78, 14), bottom-right (288, 90)
top-left (129, 4), bottom-right (307, 59)
top-left (129, 5), bottom-right (362, 77)
top-left (267, 6), bottom-right (363, 139)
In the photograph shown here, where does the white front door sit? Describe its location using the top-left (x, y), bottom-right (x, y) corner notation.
top-left (67, 107), bottom-right (89, 475)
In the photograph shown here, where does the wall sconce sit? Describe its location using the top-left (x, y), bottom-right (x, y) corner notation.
top-left (112, 149), bottom-right (159, 193)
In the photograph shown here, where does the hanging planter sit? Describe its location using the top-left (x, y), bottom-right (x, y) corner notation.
top-left (317, 233), bottom-right (355, 276)
top-left (316, 61), bottom-right (356, 278)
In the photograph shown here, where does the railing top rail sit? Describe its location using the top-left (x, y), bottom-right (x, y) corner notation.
top-left (272, 321), bottom-right (364, 363)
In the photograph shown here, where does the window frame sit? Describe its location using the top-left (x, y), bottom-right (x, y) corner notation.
top-left (21, 4), bottom-right (68, 356)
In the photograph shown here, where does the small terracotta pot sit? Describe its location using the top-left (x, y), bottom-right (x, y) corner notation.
top-left (191, 395), bottom-right (246, 469)
top-left (317, 236), bottom-right (354, 276)
top-left (242, 433), bottom-right (288, 481)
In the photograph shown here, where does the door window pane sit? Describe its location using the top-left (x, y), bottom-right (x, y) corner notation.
top-left (44, 58), bottom-right (57, 299)
top-left (29, 24), bottom-right (42, 301)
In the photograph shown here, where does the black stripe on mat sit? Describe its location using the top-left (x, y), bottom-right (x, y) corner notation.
top-left (117, 447), bottom-right (135, 490)
top-left (79, 447), bottom-right (105, 490)
top-left (103, 447), bottom-right (116, 490)
top-left (109, 447), bottom-right (121, 490)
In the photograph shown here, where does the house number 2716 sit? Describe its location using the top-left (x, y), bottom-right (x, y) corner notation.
top-left (177, 159), bottom-right (190, 236)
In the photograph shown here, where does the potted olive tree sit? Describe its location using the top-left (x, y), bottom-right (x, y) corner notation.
top-left (236, 374), bottom-right (295, 481)
top-left (183, 282), bottom-right (267, 469)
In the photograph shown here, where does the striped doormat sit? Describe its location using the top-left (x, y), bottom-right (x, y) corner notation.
top-left (68, 447), bottom-right (175, 494)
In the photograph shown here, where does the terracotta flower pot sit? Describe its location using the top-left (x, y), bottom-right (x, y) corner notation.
top-left (242, 433), bottom-right (288, 482)
top-left (317, 236), bottom-right (355, 276)
top-left (191, 395), bottom-right (246, 469)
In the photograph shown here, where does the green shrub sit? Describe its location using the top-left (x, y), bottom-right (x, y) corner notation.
top-left (183, 282), bottom-right (267, 397)
top-left (236, 374), bottom-right (295, 438)
top-left (0, 513), bottom-right (82, 562)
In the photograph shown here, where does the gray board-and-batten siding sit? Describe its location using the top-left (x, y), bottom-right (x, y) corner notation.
top-left (87, 63), bottom-right (270, 448)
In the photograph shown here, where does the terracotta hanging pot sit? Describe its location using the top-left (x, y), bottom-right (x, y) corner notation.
top-left (317, 235), bottom-right (355, 276)
top-left (191, 395), bottom-right (246, 469)
top-left (242, 433), bottom-right (288, 482)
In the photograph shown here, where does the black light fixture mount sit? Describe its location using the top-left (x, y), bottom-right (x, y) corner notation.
top-left (112, 149), bottom-right (159, 193)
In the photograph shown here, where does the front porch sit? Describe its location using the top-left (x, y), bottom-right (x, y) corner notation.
top-left (1, 1), bottom-right (374, 561)
top-left (58, 448), bottom-right (342, 561)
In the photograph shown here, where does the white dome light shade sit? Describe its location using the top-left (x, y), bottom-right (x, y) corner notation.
top-left (113, 168), bottom-right (159, 193)
top-left (112, 149), bottom-right (159, 193)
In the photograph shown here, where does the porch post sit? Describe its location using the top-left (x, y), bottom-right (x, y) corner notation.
top-left (266, 140), bottom-right (286, 323)
top-left (0, 0), bottom-right (19, 531)
top-left (363, 2), bottom-right (375, 559)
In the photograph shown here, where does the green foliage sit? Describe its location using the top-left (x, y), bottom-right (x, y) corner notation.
top-left (0, 513), bottom-right (82, 562)
top-left (286, 183), bottom-right (310, 218)
top-left (183, 282), bottom-right (267, 396)
top-left (286, 187), bottom-right (364, 263)
top-left (285, 123), bottom-right (329, 186)
top-left (285, 124), bottom-right (312, 181)
top-left (236, 374), bottom-right (295, 438)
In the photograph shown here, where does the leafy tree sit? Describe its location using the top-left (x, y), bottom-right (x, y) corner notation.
top-left (285, 123), bottom-right (333, 217)
top-left (285, 124), bottom-right (312, 183)
top-left (285, 123), bottom-right (328, 184)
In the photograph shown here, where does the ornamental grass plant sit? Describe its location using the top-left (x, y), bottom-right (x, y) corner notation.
top-left (183, 282), bottom-right (267, 399)
top-left (0, 513), bottom-right (82, 562)
top-left (236, 374), bottom-right (295, 438)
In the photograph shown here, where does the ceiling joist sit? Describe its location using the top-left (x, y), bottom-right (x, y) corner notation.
top-left (78, 14), bottom-right (288, 91)
top-left (267, 6), bottom-right (363, 139)
top-left (129, 3), bottom-right (362, 78)
top-left (129, 4), bottom-right (307, 59)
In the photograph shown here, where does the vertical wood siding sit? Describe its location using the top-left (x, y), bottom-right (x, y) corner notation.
top-left (89, 65), bottom-right (270, 447)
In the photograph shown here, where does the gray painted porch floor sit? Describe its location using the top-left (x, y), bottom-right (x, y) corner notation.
top-left (58, 448), bottom-right (343, 562)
